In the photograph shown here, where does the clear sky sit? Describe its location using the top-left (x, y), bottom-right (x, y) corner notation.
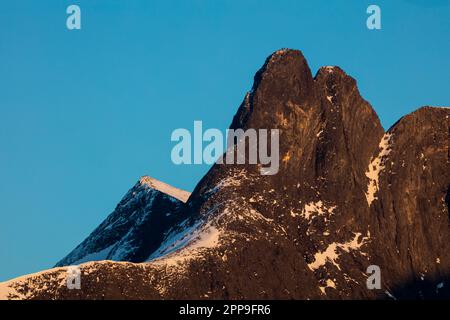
top-left (0, 0), bottom-right (449, 281)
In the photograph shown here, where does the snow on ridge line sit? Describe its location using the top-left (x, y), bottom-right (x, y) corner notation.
top-left (0, 266), bottom-right (66, 300)
top-left (0, 260), bottom-right (132, 300)
top-left (139, 176), bottom-right (191, 202)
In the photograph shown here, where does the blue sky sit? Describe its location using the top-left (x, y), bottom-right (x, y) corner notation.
top-left (0, 0), bottom-right (449, 281)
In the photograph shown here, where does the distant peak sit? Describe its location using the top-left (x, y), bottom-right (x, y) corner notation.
top-left (139, 176), bottom-right (191, 203)
top-left (316, 65), bottom-right (348, 78)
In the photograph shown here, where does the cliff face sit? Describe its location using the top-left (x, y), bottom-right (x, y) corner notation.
top-left (1, 49), bottom-right (449, 300)
top-left (369, 107), bottom-right (450, 298)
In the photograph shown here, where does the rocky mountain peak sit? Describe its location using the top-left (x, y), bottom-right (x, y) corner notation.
top-left (1, 49), bottom-right (448, 300)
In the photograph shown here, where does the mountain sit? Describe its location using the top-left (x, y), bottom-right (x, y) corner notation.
top-left (1, 49), bottom-right (449, 300)
top-left (55, 176), bottom-right (190, 266)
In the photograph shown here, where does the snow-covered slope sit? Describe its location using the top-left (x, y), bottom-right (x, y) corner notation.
top-left (55, 176), bottom-right (190, 266)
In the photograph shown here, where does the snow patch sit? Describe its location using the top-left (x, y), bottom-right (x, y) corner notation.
top-left (365, 133), bottom-right (393, 206)
top-left (316, 129), bottom-right (324, 137)
top-left (308, 232), bottom-right (370, 271)
top-left (301, 201), bottom-right (336, 221)
top-left (319, 279), bottom-right (336, 294)
top-left (147, 219), bottom-right (221, 267)
top-left (205, 170), bottom-right (247, 195)
top-left (71, 244), bottom-right (116, 266)
top-left (385, 290), bottom-right (396, 300)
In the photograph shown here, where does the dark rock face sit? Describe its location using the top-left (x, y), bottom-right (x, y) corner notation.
top-left (1, 49), bottom-right (449, 300)
top-left (370, 107), bottom-right (450, 299)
